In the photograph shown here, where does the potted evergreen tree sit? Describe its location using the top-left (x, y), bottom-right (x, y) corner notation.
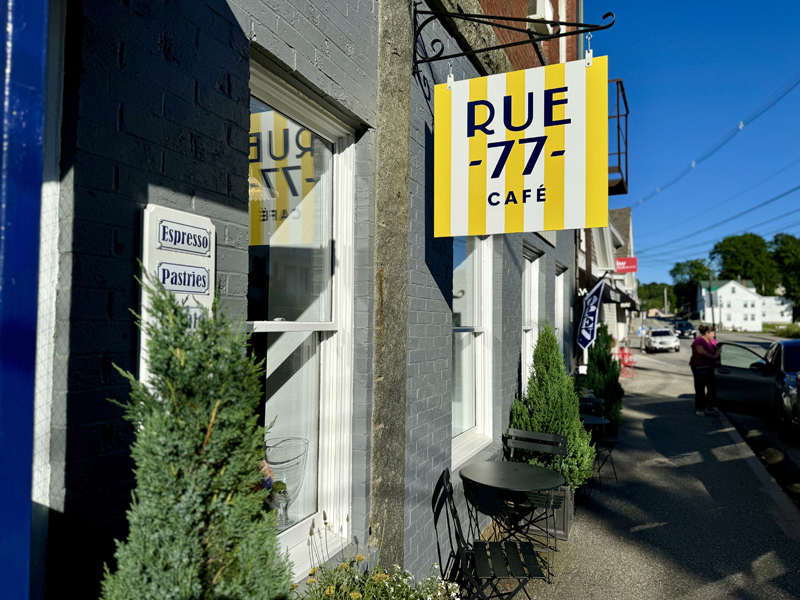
top-left (586, 323), bottom-right (624, 433)
top-left (509, 323), bottom-right (594, 540)
top-left (101, 275), bottom-right (293, 599)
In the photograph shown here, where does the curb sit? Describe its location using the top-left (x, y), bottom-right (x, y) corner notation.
top-left (717, 410), bottom-right (800, 542)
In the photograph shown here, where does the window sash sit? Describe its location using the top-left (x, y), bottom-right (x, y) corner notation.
top-left (451, 237), bottom-right (493, 468)
top-left (249, 62), bottom-right (355, 580)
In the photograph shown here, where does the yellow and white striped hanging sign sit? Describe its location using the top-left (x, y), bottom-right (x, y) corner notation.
top-left (434, 57), bottom-right (608, 237)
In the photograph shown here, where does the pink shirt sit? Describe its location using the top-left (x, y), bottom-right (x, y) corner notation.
top-left (690, 337), bottom-right (716, 367)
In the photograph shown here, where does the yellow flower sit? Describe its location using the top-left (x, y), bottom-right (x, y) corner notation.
top-left (325, 586), bottom-right (335, 595)
top-left (309, 568), bottom-right (318, 576)
top-left (350, 593), bottom-right (362, 600)
top-left (306, 579), bottom-right (317, 585)
top-left (372, 573), bottom-right (389, 582)
top-left (355, 555), bottom-right (366, 563)
top-left (291, 584), bottom-right (299, 590)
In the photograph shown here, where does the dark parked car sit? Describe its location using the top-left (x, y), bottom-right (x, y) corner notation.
top-left (715, 340), bottom-right (800, 437)
top-left (674, 321), bottom-right (696, 338)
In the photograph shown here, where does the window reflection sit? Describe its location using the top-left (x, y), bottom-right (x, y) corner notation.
top-left (453, 237), bottom-right (478, 327)
top-left (248, 97), bottom-right (333, 322)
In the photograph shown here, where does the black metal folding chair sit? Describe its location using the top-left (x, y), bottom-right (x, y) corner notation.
top-left (579, 405), bottom-right (620, 486)
top-left (501, 429), bottom-right (567, 580)
top-left (594, 432), bottom-right (620, 485)
top-left (435, 469), bottom-right (547, 599)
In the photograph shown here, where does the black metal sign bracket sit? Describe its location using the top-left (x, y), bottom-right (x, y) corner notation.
top-left (412, 5), bottom-right (615, 74)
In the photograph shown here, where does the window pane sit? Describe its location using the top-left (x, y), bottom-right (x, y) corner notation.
top-left (248, 97), bottom-right (333, 322)
top-left (453, 237), bottom-right (479, 327)
top-left (720, 344), bottom-right (762, 369)
top-left (262, 331), bottom-right (320, 532)
top-left (522, 256), bottom-right (539, 380)
top-left (785, 346), bottom-right (800, 371)
top-left (452, 332), bottom-right (476, 437)
top-left (523, 256), bottom-right (539, 329)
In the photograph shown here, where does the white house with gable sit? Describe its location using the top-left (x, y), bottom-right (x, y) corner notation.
top-left (762, 296), bottom-right (793, 324)
top-left (697, 279), bottom-right (762, 332)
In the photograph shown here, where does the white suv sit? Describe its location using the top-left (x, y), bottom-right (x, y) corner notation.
top-left (645, 328), bottom-right (681, 353)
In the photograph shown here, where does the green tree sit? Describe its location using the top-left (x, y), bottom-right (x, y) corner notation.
top-left (670, 258), bottom-right (714, 311)
top-left (770, 233), bottom-right (800, 308)
top-left (637, 282), bottom-right (677, 313)
top-left (101, 277), bottom-right (293, 600)
top-left (509, 323), bottom-right (594, 490)
top-left (711, 233), bottom-right (780, 294)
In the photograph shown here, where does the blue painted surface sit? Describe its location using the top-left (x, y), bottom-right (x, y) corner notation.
top-left (0, 0), bottom-right (49, 596)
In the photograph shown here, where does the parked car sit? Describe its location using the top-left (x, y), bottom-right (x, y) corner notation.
top-left (674, 321), bottom-right (696, 338)
top-left (645, 328), bottom-right (680, 352)
top-left (715, 340), bottom-right (800, 438)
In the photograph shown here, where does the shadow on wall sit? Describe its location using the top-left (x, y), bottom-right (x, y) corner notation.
top-left (424, 123), bottom-right (452, 311)
top-left (44, 0), bottom-right (252, 597)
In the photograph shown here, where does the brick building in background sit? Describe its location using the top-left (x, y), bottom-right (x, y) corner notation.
top-left (25, 0), bottom-right (610, 596)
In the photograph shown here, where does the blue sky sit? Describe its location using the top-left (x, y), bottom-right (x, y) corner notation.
top-left (593, 1), bottom-right (800, 284)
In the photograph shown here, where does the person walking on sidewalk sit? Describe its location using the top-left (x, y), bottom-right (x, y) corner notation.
top-left (690, 324), bottom-right (721, 416)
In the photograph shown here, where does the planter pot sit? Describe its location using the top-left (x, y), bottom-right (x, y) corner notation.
top-left (549, 485), bottom-right (574, 541)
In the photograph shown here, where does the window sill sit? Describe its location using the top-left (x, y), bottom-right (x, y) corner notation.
top-left (284, 525), bottom-right (348, 583)
top-left (451, 430), bottom-right (497, 471)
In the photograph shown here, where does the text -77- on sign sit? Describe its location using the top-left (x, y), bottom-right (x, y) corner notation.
top-left (434, 57), bottom-right (608, 237)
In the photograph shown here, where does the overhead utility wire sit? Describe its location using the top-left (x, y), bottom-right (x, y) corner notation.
top-left (634, 68), bottom-right (800, 207)
top-left (640, 203), bottom-right (800, 257)
top-left (636, 184), bottom-right (800, 254)
top-left (643, 217), bottom-right (800, 266)
top-left (639, 205), bottom-right (800, 260)
top-left (637, 155), bottom-right (800, 236)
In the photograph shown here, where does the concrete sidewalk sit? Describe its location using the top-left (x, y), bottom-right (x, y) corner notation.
top-left (526, 395), bottom-right (800, 599)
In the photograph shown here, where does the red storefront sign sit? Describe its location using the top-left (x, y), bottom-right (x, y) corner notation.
top-left (615, 257), bottom-right (638, 273)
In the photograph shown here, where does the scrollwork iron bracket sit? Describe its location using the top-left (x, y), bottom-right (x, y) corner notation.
top-left (413, 5), bottom-right (615, 74)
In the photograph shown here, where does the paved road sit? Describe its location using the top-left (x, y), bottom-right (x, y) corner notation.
top-left (522, 321), bottom-right (800, 599)
top-left (640, 319), bottom-right (800, 510)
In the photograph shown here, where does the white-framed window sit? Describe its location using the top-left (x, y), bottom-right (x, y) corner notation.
top-left (752, 313), bottom-right (756, 321)
top-left (452, 235), bottom-right (493, 467)
top-left (521, 244), bottom-right (542, 385)
top-left (727, 314), bottom-right (732, 321)
top-left (751, 301), bottom-right (756, 308)
top-left (248, 62), bottom-right (355, 576)
top-left (554, 266), bottom-right (567, 357)
top-left (732, 287), bottom-right (736, 294)
top-left (743, 314), bottom-right (748, 321)
top-left (727, 301), bottom-right (731, 308)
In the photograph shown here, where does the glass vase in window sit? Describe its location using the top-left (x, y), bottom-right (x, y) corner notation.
top-left (248, 97), bottom-right (333, 322)
top-left (259, 331), bottom-right (320, 532)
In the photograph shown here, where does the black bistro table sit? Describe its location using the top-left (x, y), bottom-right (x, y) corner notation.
top-left (459, 462), bottom-right (566, 546)
top-left (460, 461), bottom-right (565, 495)
top-left (579, 414), bottom-right (609, 427)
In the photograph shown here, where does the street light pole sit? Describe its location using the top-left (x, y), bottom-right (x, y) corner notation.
top-left (707, 268), bottom-right (716, 327)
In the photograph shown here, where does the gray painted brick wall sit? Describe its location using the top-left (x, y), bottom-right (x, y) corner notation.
top-left (404, 5), bottom-right (483, 576)
top-left (403, 6), bottom-right (578, 578)
top-left (51, 0), bottom-right (378, 594)
top-left (50, 0), bottom-right (578, 592)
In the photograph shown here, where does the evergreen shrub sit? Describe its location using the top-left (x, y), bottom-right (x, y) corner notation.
top-left (101, 276), bottom-right (293, 600)
top-left (509, 323), bottom-right (594, 490)
top-left (777, 323), bottom-right (800, 339)
top-left (586, 323), bottom-right (624, 423)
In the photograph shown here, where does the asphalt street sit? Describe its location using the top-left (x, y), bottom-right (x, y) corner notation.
top-left (522, 321), bottom-right (800, 599)
top-left (640, 319), bottom-right (800, 509)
